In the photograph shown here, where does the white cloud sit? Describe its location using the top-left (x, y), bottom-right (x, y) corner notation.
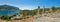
top-left (0, 3), bottom-right (38, 10)
top-left (19, 6), bottom-right (33, 10)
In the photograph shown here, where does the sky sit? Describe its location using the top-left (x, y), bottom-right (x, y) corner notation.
top-left (0, 0), bottom-right (60, 10)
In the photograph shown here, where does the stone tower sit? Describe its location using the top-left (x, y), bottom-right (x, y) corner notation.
top-left (37, 6), bottom-right (40, 15)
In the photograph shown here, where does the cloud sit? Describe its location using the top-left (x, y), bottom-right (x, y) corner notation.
top-left (19, 7), bottom-right (32, 10)
top-left (19, 6), bottom-right (37, 10)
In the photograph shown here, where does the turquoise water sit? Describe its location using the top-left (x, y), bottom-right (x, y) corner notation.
top-left (0, 5), bottom-right (20, 16)
top-left (0, 10), bottom-right (20, 16)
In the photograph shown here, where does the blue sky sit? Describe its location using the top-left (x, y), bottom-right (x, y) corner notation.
top-left (0, 0), bottom-right (60, 10)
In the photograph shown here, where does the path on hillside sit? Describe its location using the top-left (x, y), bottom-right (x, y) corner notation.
top-left (33, 17), bottom-right (60, 22)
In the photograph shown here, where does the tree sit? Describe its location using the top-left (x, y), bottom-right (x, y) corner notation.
top-left (1, 15), bottom-right (11, 21)
top-left (51, 6), bottom-right (56, 11)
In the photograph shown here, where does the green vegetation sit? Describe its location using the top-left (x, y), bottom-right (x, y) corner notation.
top-left (20, 6), bottom-right (60, 17)
top-left (0, 15), bottom-right (11, 21)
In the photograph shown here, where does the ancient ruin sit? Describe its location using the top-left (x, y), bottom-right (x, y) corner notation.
top-left (1, 6), bottom-right (60, 22)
